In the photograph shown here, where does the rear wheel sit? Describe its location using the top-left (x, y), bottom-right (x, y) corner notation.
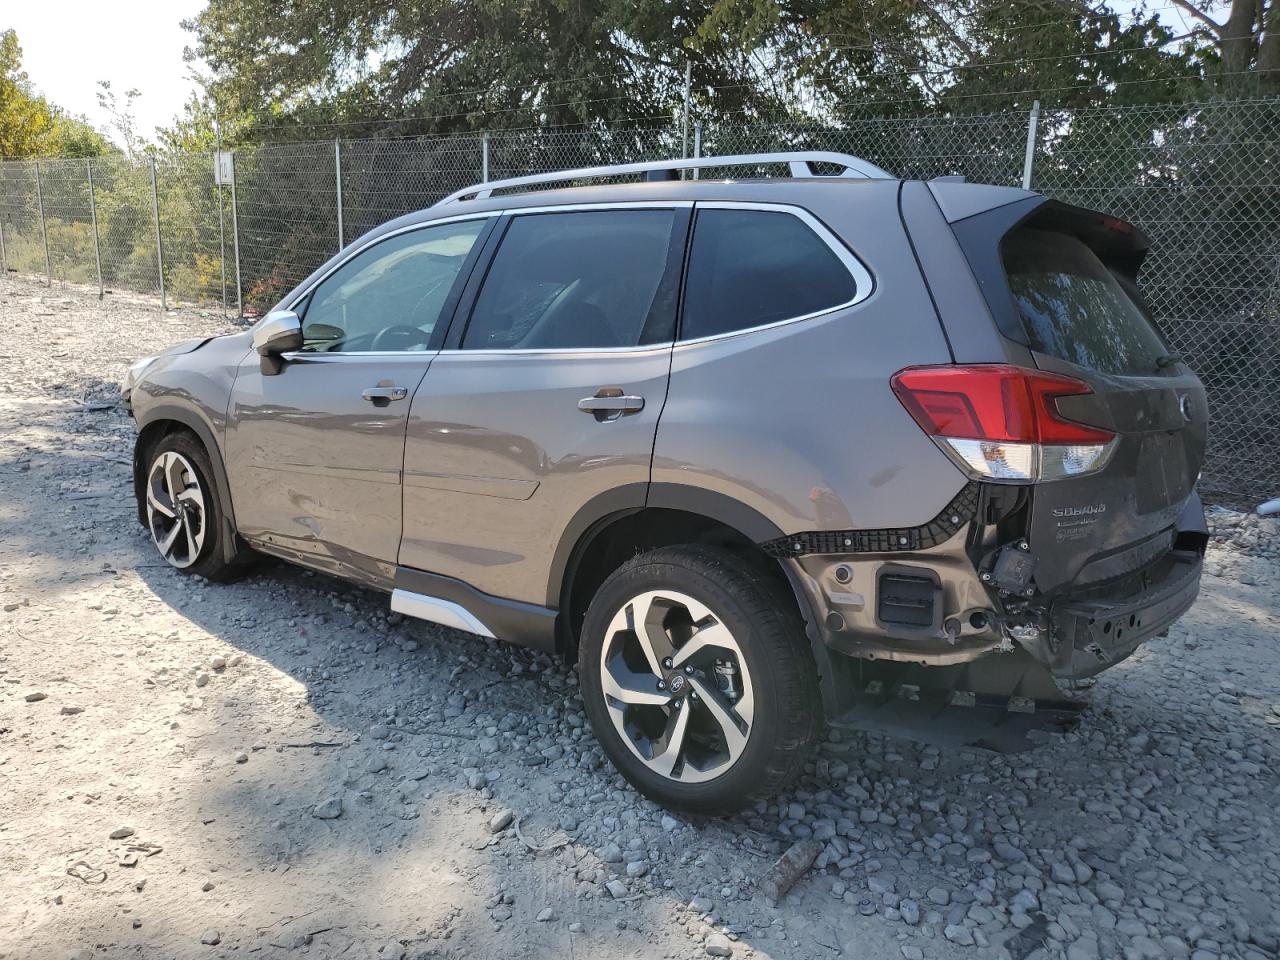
top-left (142, 432), bottom-right (239, 581)
top-left (579, 546), bottom-right (822, 814)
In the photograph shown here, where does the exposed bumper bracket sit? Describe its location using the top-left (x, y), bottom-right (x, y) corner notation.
top-left (829, 649), bottom-right (1085, 753)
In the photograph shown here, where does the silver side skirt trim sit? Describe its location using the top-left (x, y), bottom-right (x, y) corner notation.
top-left (390, 588), bottom-right (496, 639)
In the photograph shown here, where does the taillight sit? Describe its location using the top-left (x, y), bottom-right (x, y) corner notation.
top-left (891, 364), bottom-right (1117, 483)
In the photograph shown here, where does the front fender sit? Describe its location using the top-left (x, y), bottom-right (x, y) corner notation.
top-left (132, 403), bottom-right (239, 558)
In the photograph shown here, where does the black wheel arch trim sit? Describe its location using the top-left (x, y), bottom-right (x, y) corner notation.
top-left (547, 482), bottom-right (787, 609)
top-left (133, 404), bottom-right (239, 562)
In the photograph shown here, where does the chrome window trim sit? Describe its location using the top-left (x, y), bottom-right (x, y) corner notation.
top-left (271, 198), bottom-right (871, 362)
top-left (434, 343), bottom-right (675, 359)
top-left (674, 200), bottom-right (875, 349)
top-left (279, 350), bottom-right (441, 362)
top-left (276, 202), bottom-right (689, 359)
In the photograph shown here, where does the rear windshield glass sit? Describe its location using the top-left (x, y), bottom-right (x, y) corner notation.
top-left (1002, 226), bottom-right (1168, 376)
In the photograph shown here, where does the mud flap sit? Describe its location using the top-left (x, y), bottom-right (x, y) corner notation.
top-left (828, 649), bottom-right (1085, 753)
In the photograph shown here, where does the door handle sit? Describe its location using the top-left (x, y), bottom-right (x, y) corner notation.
top-left (362, 385), bottom-right (408, 405)
top-left (578, 389), bottom-right (644, 421)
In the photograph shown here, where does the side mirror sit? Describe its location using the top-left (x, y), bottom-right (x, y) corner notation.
top-left (253, 310), bottom-right (304, 356)
top-left (252, 310), bottom-right (303, 375)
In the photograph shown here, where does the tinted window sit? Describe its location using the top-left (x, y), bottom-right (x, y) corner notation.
top-left (462, 209), bottom-right (675, 350)
top-left (1003, 227), bottom-right (1168, 376)
top-left (301, 219), bottom-right (485, 352)
top-left (681, 209), bottom-right (857, 340)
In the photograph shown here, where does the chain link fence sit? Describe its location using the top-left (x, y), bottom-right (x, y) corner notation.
top-left (0, 99), bottom-right (1276, 503)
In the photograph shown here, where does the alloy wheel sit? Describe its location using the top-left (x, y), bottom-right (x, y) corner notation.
top-left (146, 450), bottom-right (207, 569)
top-left (598, 589), bottom-right (755, 783)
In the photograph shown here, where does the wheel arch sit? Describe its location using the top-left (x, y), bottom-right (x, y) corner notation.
top-left (133, 405), bottom-right (239, 561)
top-left (552, 484), bottom-right (848, 715)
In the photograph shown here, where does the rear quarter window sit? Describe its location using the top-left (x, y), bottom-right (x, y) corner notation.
top-left (681, 208), bottom-right (859, 340)
top-left (1002, 226), bottom-right (1168, 376)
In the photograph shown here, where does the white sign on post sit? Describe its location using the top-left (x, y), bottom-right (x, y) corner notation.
top-left (213, 151), bottom-right (235, 186)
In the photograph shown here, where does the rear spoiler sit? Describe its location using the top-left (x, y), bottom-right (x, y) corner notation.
top-left (1019, 201), bottom-right (1150, 276)
top-left (947, 197), bottom-right (1152, 346)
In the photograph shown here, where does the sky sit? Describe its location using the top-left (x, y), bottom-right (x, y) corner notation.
top-left (5, 0), bottom-right (206, 142)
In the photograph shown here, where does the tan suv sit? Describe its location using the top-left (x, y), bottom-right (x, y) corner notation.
top-left (124, 152), bottom-right (1209, 812)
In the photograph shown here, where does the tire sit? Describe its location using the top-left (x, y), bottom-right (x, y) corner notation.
top-left (579, 545), bottom-right (822, 814)
top-left (140, 430), bottom-right (240, 582)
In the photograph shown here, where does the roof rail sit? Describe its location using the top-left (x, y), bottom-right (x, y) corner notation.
top-left (435, 151), bottom-right (894, 205)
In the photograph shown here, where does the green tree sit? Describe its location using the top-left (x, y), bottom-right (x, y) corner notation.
top-left (697, 0), bottom-right (1211, 118)
top-left (185, 0), bottom-right (1261, 138)
top-left (0, 28), bottom-right (54, 157)
top-left (44, 114), bottom-right (112, 158)
top-left (186, 0), bottom-right (785, 141)
top-left (0, 29), bottom-right (111, 158)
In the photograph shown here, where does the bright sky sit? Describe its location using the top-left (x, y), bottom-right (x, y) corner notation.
top-left (5, 0), bottom-right (205, 143)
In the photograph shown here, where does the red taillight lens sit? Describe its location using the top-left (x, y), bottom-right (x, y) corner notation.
top-left (891, 365), bottom-right (1118, 483)
top-left (890, 365), bottom-right (1114, 445)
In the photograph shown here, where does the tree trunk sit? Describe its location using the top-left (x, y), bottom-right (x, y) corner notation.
top-left (1221, 0), bottom-right (1259, 75)
top-left (1258, 0), bottom-right (1280, 89)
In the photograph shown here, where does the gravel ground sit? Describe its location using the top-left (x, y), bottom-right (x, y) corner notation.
top-left (1, 272), bottom-right (1279, 960)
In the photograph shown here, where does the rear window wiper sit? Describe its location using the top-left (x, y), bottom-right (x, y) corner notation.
top-left (1156, 353), bottom-right (1182, 369)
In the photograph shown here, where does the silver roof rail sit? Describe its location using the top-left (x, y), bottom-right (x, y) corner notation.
top-left (435, 151), bottom-right (894, 205)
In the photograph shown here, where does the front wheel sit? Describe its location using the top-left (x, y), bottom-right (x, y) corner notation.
top-left (579, 546), bottom-right (822, 814)
top-left (142, 431), bottom-right (239, 581)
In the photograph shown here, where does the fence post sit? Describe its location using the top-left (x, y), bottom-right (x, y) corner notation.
top-left (334, 139), bottom-right (344, 251)
top-left (35, 160), bottom-right (51, 285)
top-left (0, 181), bottom-right (7, 278)
top-left (215, 151), bottom-right (228, 318)
top-left (149, 157), bottom-right (167, 309)
top-left (682, 59), bottom-right (692, 158)
top-left (230, 152), bottom-right (242, 318)
top-left (86, 160), bottom-right (103, 299)
top-left (482, 131), bottom-right (490, 183)
top-left (0, 167), bottom-right (7, 277)
top-left (1021, 100), bottom-right (1041, 191)
top-left (693, 121), bottom-right (702, 179)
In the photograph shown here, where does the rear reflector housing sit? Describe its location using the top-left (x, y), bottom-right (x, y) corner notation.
top-left (891, 364), bottom-right (1117, 483)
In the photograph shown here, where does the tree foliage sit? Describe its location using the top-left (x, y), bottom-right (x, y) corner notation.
top-left (189, 0), bottom-right (740, 141)
top-left (0, 29), bottom-right (110, 159)
top-left (181, 0), bottom-right (1280, 143)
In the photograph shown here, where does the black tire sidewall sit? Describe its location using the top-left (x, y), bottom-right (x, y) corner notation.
top-left (580, 547), bottom-right (812, 813)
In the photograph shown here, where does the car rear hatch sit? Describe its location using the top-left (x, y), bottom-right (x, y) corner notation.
top-left (952, 200), bottom-right (1207, 593)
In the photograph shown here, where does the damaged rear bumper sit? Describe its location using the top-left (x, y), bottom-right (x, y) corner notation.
top-left (1048, 549), bottom-right (1202, 679)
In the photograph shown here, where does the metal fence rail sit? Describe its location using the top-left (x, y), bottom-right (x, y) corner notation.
top-left (0, 99), bottom-right (1276, 503)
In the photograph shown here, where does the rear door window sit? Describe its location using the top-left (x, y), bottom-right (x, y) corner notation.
top-left (681, 208), bottom-right (859, 340)
top-left (461, 209), bottom-right (677, 350)
top-left (1002, 226), bottom-right (1168, 376)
